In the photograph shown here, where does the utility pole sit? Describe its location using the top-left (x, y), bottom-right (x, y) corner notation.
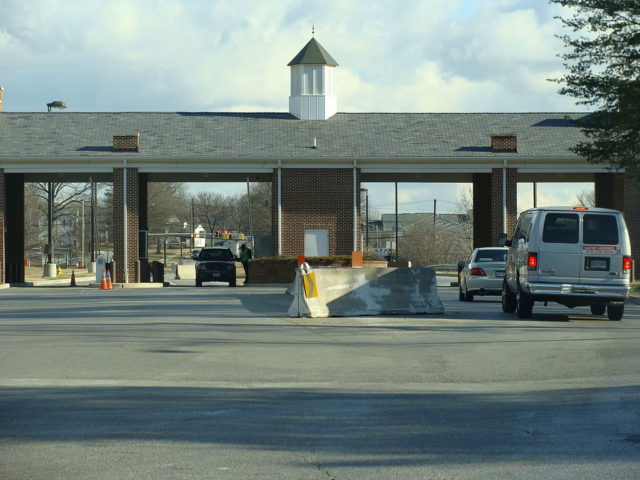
top-left (47, 182), bottom-right (53, 264)
top-left (191, 198), bottom-right (195, 249)
top-left (433, 198), bottom-right (437, 246)
top-left (395, 182), bottom-right (399, 262)
top-left (90, 178), bottom-right (96, 262)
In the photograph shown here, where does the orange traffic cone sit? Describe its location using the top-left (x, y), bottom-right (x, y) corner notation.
top-left (105, 269), bottom-right (113, 289)
top-left (70, 270), bottom-right (77, 287)
top-left (99, 270), bottom-right (110, 290)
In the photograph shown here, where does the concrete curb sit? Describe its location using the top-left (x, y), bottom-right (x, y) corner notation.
top-left (87, 282), bottom-right (167, 289)
top-left (12, 276), bottom-right (95, 287)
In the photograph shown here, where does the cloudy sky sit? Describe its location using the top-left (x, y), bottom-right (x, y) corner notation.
top-left (1, 0), bottom-right (591, 213)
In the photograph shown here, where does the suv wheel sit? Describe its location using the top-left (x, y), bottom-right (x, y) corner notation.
top-left (590, 303), bottom-right (606, 316)
top-left (607, 302), bottom-right (624, 321)
top-left (516, 287), bottom-right (533, 318)
top-left (195, 278), bottom-right (202, 287)
top-left (502, 281), bottom-right (517, 313)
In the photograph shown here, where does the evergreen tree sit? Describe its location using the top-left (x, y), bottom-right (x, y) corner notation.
top-left (551, 0), bottom-right (640, 178)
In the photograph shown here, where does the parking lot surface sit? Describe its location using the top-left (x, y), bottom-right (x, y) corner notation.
top-left (1, 283), bottom-right (639, 479)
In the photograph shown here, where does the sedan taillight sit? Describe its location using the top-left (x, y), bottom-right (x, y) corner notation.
top-left (469, 267), bottom-right (486, 276)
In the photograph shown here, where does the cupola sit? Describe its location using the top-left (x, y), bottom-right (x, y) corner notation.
top-left (288, 38), bottom-right (338, 120)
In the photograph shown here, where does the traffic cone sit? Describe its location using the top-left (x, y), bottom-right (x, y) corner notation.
top-left (70, 270), bottom-right (77, 287)
top-left (105, 269), bottom-right (113, 289)
top-left (99, 270), bottom-right (108, 290)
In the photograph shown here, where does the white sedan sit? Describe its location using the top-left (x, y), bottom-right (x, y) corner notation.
top-left (458, 247), bottom-right (508, 302)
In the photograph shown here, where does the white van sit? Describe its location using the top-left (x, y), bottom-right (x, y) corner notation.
top-left (500, 206), bottom-right (632, 320)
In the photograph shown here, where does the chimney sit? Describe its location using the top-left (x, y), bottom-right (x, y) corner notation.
top-left (491, 134), bottom-right (517, 153)
top-left (0, 86), bottom-right (4, 112)
top-left (113, 134), bottom-right (140, 152)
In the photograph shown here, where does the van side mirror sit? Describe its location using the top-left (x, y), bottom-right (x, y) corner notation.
top-left (496, 233), bottom-right (511, 247)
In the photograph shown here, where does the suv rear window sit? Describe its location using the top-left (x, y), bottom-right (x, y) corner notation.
top-left (542, 213), bottom-right (579, 244)
top-left (583, 214), bottom-right (619, 245)
top-left (199, 249), bottom-right (234, 261)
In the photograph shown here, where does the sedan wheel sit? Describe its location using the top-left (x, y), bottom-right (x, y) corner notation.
top-left (458, 285), bottom-right (465, 301)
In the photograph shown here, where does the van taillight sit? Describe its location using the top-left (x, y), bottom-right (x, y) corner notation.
top-left (470, 268), bottom-right (486, 276)
top-left (623, 256), bottom-right (632, 271)
top-left (527, 253), bottom-right (538, 270)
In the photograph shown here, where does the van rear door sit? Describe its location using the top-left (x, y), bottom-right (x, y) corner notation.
top-left (580, 213), bottom-right (623, 284)
top-left (538, 212), bottom-right (581, 284)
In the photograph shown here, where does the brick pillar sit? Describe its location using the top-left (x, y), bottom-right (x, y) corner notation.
top-left (624, 176), bottom-right (640, 280)
top-left (0, 170), bottom-right (5, 284)
top-left (273, 168), bottom-right (359, 256)
top-left (595, 173), bottom-right (624, 209)
top-left (4, 173), bottom-right (25, 283)
top-left (113, 167), bottom-right (139, 283)
top-left (491, 167), bottom-right (518, 243)
top-left (472, 173), bottom-right (492, 247)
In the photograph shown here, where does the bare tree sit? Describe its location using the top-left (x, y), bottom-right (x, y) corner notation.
top-left (576, 189), bottom-right (596, 208)
top-left (27, 182), bottom-right (91, 262)
top-left (191, 191), bottom-right (229, 245)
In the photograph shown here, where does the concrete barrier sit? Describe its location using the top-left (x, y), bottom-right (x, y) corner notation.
top-left (175, 264), bottom-right (196, 280)
top-left (289, 266), bottom-right (444, 318)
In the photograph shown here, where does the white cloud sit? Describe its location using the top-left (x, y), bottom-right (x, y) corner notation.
top-left (0, 0), bottom-right (578, 112)
top-left (0, 0), bottom-right (589, 210)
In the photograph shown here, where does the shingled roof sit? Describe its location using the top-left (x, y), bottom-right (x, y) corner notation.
top-left (287, 38), bottom-right (339, 66)
top-left (0, 112), bottom-right (587, 159)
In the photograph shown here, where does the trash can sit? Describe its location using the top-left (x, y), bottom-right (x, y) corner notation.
top-left (151, 261), bottom-right (164, 283)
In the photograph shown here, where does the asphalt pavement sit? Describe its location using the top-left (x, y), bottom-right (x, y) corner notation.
top-left (1, 280), bottom-right (639, 479)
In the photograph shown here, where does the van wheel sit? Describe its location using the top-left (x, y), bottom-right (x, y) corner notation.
top-left (502, 282), bottom-right (517, 313)
top-left (607, 302), bottom-right (624, 321)
top-left (516, 287), bottom-right (533, 318)
top-left (590, 303), bottom-right (606, 316)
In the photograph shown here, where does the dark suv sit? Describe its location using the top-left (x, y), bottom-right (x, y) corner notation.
top-left (195, 247), bottom-right (237, 287)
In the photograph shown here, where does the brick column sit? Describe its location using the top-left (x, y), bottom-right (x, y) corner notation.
top-left (273, 168), bottom-right (359, 256)
top-left (0, 170), bottom-right (5, 284)
top-left (491, 168), bottom-right (518, 243)
top-left (4, 173), bottom-right (25, 283)
top-left (624, 176), bottom-right (640, 280)
top-left (472, 173), bottom-right (492, 247)
top-left (113, 167), bottom-right (139, 283)
top-left (595, 173), bottom-right (624, 209)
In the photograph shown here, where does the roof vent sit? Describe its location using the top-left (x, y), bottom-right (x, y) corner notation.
top-left (113, 134), bottom-right (140, 152)
top-left (491, 134), bottom-right (517, 153)
top-left (47, 101), bottom-right (67, 112)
